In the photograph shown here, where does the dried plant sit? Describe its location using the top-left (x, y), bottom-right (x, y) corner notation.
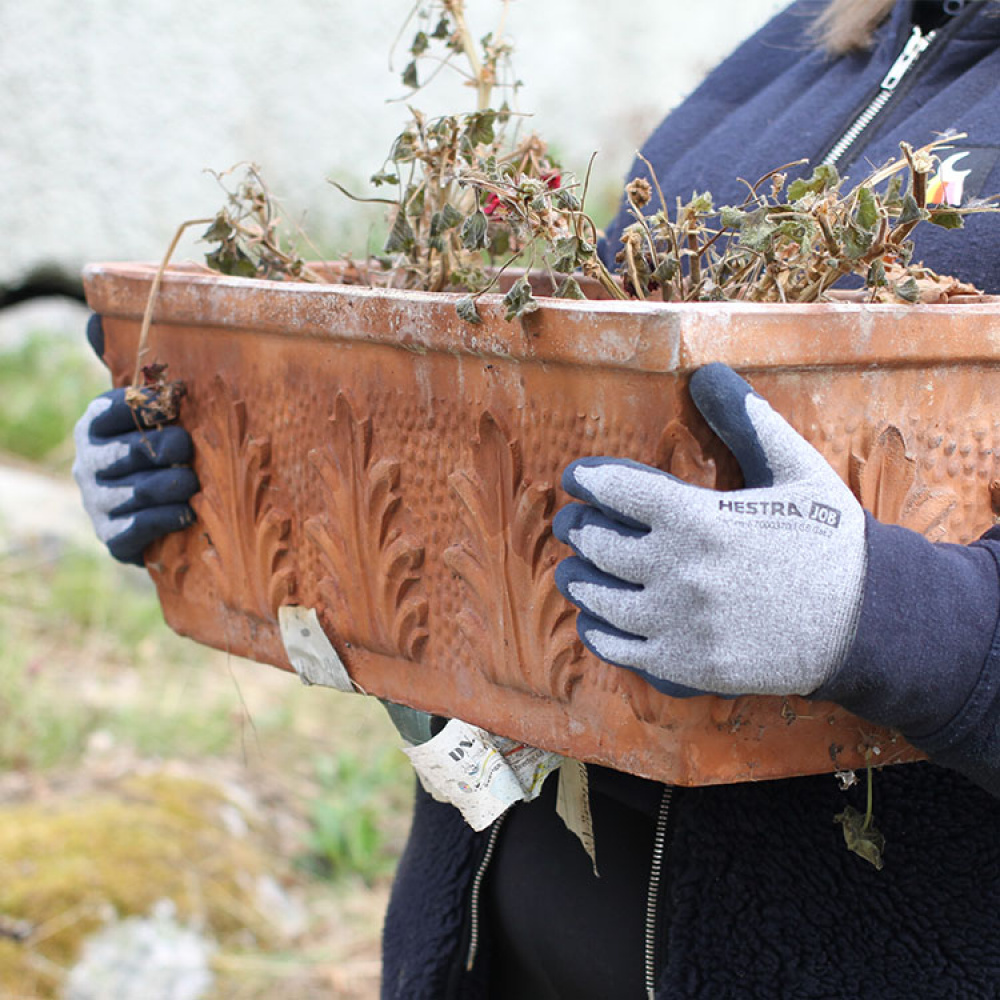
top-left (330, 0), bottom-right (624, 323)
top-left (196, 3), bottom-right (996, 325)
top-left (338, 0), bottom-right (995, 320)
top-left (200, 164), bottom-right (324, 283)
top-left (615, 135), bottom-right (996, 305)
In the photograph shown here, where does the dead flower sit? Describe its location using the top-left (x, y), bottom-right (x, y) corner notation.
top-left (626, 177), bottom-right (653, 209)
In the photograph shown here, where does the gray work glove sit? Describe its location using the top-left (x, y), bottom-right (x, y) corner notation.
top-left (554, 362), bottom-right (868, 698)
top-left (72, 315), bottom-right (199, 566)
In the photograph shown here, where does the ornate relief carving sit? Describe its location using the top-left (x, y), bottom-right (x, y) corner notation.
top-left (145, 531), bottom-right (191, 593)
top-left (445, 411), bottom-right (583, 699)
top-left (305, 393), bottom-right (428, 661)
top-left (850, 424), bottom-right (957, 540)
top-left (190, 377), bottom-right (295, 617)
top-left (654, 418), bottom-right (718, 488)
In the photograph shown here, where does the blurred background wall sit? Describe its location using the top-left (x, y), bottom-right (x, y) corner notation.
top-left (0, 0), bottom-right (793, 294)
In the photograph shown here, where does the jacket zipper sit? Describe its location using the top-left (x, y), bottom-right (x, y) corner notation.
top-left (465, 814), bottom-right (506, 972)
top-left (821, 24), bottom-right (937, 168)
top-left (644, 785), bottom-right (673, 999)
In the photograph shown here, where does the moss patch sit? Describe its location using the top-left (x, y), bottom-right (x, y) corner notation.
top-left (0, 771), bottom-right (292, 998)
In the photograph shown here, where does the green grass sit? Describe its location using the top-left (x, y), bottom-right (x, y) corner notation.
top-left (0, 331), bottom-right (108, 467)
top-left (48, 548), bottom-right (165, 642)
top-left (0, 545), bottom-right (237, 769)
top-left (0, 619), bottom-right (99, 769)
top-left (299, 745), bottom-right (413, 884)
top-left (0, 538), bottom-right (415, 844)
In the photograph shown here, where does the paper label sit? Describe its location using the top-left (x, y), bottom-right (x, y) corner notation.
top-left (556, 759), bottom-right (598, 876)
top-left (278, 606), bottom-right (356, 694)
top-left (403, 719), bottom-right (562, 831)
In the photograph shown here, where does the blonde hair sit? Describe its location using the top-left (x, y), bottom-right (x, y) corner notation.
top-left (812, 0), bottom-right (898, 55)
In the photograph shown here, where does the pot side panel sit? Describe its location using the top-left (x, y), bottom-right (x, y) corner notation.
top-left (93, 305), bottom-right (1000, 787)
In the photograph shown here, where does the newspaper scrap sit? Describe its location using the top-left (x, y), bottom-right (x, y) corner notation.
top-left (278, 606), bottom-right (357, 694)
top-left (403, 719), bottom-right (562, 831)
top-left (556, 758), bottom-right (598, 876)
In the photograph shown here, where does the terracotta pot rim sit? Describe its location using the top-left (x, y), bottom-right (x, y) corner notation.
top-left (83, 261), bottom-right (1000, 373)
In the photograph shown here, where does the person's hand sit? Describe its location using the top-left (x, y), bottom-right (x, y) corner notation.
top-left (72, 316), bottom-right (199, 566)
top-left (554, 362), bottom-right (867, 698)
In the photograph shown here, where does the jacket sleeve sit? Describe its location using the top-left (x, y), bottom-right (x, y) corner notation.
top-left (814, 517), bottom-right (1000, 797)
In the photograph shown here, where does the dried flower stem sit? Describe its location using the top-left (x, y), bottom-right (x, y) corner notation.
top-left (134, 217), bottom-right (214, 386)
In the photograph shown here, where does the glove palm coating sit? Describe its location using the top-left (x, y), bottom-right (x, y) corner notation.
top-left (554, 363), bottom-right (867, 698)
top-left (73, 319), bottom-right (198, 566)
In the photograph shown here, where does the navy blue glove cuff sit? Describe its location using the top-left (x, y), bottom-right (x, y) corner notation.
top-left (814, 515), bottom-right (1000, 792)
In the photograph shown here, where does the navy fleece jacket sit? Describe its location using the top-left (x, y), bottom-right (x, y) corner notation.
top-left (383, 4), bottom-right (1000, 998)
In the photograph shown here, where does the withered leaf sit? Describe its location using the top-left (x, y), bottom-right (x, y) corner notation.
top-left (402, 61), bottom-right (419, 89)
top-left (205, 243), bottom-right (257, 278)
top-left (503, 276), bottom-right (539, 321)
top-left (855, 187), bottom-right (879, 231)
top-left (841, 222), bottom-right (874, 260)
top-left (738, 207), bottom-right (778, 254)
top-left (464, 110), bottom-right (496, 148)
top-left (834, 805), bottom-right (885, 870)
top-left (461, 209), bottom-right (489, 250)
top-left (928, 208), bottom-right (964, 230)
top-left (787, 162), bottom-right (840, 201)
top-left (866, 258), bottom-right (888, 288)
top-left (410, 30), bottom-right (429, 56)
top-left (405, 184), bottom-right (426, 218)
top-left (202, 213), bottom-right (234, 242)
top-left (893, 276), bottom-right (921, 302)
top-left (390, 131), bottom-right (417, 163)
top-left (719, 205), bottom-right (747, 229)
top-left (456, 295), bottom-right (483, 325)
top-left (384, 210), bottom-right (416, 254)
top-left (897, 192), bottom-right (927, 225)
top-left (428, 219), bottom-right (445, 253)
top-left (775, 214), bottom-right (818, 251)
top-left (550, 236), bottom-right (581, 273)
top-left (441, 202), bottom-right (464, 229)
top-left (554, 276), bottom-right (586, 299)
top-left (555, 188), bottom-right (581, 212)
top-left (652, 255), bottom-right (679, 284)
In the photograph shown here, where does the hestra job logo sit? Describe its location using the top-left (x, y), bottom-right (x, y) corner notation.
top-left (718, 498), bottom-right (841, 529)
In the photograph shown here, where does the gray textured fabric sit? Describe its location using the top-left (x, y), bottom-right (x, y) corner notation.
top-left (73, 394), bottom-right (136, 544)
top-left (558, 390), bottom-right (868, 696)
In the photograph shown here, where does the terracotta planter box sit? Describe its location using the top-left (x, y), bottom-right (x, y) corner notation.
top-left (82, 261), bottom-right (1000, 786)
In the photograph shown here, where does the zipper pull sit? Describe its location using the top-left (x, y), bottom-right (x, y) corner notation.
top-left (881, 26), bottom-right (934, 90)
